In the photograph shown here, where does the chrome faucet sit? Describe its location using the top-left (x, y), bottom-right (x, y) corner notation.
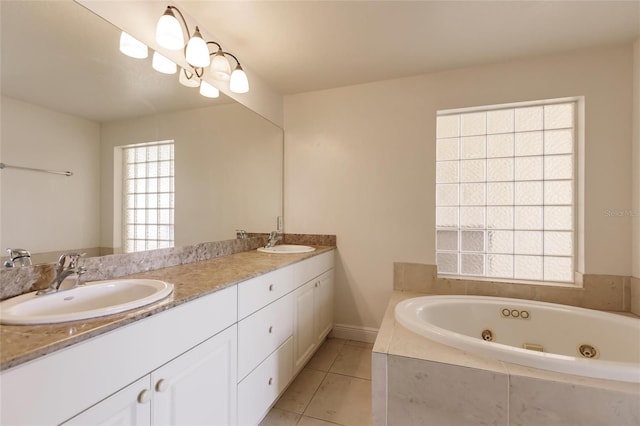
top-left (37, 252), bottom-right (87, 295)
top-left (265, 231), bottom-right (282, 248)
top-left (4, 248), bottom-right (32, 268)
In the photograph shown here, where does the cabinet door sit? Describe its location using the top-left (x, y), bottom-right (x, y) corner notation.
top-left (314, 269), bottom-right (334, 343)
top-left (63, 376), bottom-right (152, 426)
top-left (151, 325), bottom-right (237, 426)
top-left (293, 280), bottom-right (316, 373)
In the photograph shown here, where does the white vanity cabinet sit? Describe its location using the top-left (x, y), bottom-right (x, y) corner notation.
top-left (237, 249), bottom-right (335, 425)
top-left (64, 325), bottom-right (237, 426)
top-left (292, 252), bottom-right (335, 374)
top-left (1, 285), bottom-right (237, 426)
top-left (237, 269), bottom-right (296, 425)
top-left (63, 376), bottom-right (152, 426)
top-left (0, 249), bottom-right (335, 426)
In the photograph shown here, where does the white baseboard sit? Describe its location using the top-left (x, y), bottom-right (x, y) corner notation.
top-left (329, 323), bottom-right (379, 343)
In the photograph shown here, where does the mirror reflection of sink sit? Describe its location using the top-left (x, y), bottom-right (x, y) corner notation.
top-left (0, 279), bottom-right (173, 325)
top-left (257, 245), bottom-right (316, 254)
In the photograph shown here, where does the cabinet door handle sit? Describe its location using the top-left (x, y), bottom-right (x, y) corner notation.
top-left (268, 284), bottom-right (274, 291)
top-left (268, 377), bottom-right (273, 386)
top-left (268, 326), bottom-right (273, 334)
top-left (155, 379), bottom-right (169, 392)
top-left (315, 282), bottom-right (319, 287)
top-left (137, 389), bottom-right (151, 404)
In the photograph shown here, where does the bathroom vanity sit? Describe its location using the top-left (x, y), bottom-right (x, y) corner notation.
top-left (0, 247), bottom-right (335, 425)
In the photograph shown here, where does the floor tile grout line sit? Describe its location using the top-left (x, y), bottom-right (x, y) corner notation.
top-left (297, 412), bottom-right (348, 426)
top-left (302, 369), bottom-right (330, 417)
top-left (325, 371), bottom-right (372, 381)
top-left (273, 338), bottom-right (373, 426)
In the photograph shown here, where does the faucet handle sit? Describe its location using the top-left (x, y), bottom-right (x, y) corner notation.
top-left (4, 248), bottom-right (32, 268)
top-left (57, 252), bottom-right (85, 269)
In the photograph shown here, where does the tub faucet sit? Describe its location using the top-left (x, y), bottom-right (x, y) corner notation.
top-left (37, 252), bottom-right (87, 295)
top-left (4, 248), bottom-right (32, 268)
top-left (265, 231), bottom-right (282, 248)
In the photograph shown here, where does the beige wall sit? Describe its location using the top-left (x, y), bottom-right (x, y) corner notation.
top-left (284, 45), bottom-right (634, 329)
top-left (100, 102), bottom-right (283, 250)
top-left (0, 96), bottom-right (101, 255)
top-left (633, 39), bottom-right (640, 279)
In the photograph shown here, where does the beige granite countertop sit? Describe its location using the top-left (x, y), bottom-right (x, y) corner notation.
top-left (374, 290), bottom-right (640, 394)
top-left (0, 246), bottom-right (335, 371)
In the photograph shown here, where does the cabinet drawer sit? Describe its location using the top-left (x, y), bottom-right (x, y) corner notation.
top-left (292, 250), bottom-right (335, 286)
top-left (238, 266), bottom-right (294, 319)
top-left (238, 293), bottom-right (293, 380)
top-left (238, 337), bottom-right (293, 426)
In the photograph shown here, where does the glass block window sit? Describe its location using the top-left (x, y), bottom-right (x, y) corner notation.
top-left (123, 141), bottom-right (175, 253)
top-left (436, 101), bottom-right (575, 283)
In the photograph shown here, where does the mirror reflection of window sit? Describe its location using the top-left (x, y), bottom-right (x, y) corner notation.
top-left (122, 141), bottom-right (175, 253)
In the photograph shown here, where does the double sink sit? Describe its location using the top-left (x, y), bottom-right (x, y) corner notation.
top-left (0, 245), bottom-right (316, 325)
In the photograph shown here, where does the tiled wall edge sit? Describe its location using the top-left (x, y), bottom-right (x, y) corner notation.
top-left (0, 233), bottom-right (336, 300)
top-left (393, 262), bottom-right (634, 312)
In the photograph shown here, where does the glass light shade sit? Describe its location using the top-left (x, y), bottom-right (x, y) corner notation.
top-left (210, 49), bottom-right (231, 80)
top-left (156, 7), bottom-right (184, 50)
top-left (178, 68), bottom-right (200, 87)
top-left (185, 27), bottom-right (210, 67)
top-left (229, 65), bottom-right (249, 93)
top-left (119, 32), bottom-right (148, 59)
top-left (152, 52), bottom-right (177, 74)
top-left (199, 81), bottom-right (219, 98)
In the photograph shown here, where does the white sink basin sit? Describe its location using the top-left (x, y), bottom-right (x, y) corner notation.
top-left (0, 279), bottom-right (173, 325)
top-left (257, 244), bottom-right (316, 254)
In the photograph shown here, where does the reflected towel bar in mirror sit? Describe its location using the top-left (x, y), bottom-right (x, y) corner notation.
top-left (0, 163), bottom-right (73, 177)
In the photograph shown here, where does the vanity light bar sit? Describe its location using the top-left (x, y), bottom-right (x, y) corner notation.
top-left (118, 5), bottom-right (249, 96)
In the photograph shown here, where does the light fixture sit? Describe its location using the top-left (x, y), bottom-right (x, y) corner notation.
top-left (185, 26), bottom-right (210, 68)
top-left (155, 6), bottom-right (184, 50)
top-left (230, 63), bottom-right (249, 94)
top-left (152, 51), bottom-right (177, 74)
top-left (199, 80), bottom-right (219, 98)
top-left (179, 68), bottom-right (200, 87)
top-left (120, 5), bottom-right (250, 97)
top-left (119, 32), bottom-right (148, 59)
top-left (210, 44), bottom-right (231, 81)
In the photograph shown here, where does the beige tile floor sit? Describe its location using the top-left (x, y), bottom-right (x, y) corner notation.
top-left (259, 338), bottom-right (373, 426)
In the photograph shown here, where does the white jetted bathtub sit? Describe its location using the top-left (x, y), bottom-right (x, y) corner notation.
top-left (395, 295), bottom-right (640, 383)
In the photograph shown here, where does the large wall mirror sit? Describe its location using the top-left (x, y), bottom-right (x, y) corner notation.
top-left (0, 1), bottom-right (283, 264)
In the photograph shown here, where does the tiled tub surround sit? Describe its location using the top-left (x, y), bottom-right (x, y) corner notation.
top-left (632, 276), bottom-right (640, 316)
top-left (394, 262), bottom-right (634, 312)
top-left (0, 243), bottom-right (335, 371)
top-left (0, 233), bottom-right (336, 301)
top-left (372, 291), bottom-right (640, 426)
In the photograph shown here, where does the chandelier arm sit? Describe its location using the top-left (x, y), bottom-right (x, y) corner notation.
top-left (206, 41), bottom-right (222, 53)
top-left (222, 51), bottom-right (240, 67)
top-left (168, 5), bottom-right (191, 40)
top-left (181, 67), bottom-right (195, 80)
top-left (193, 66), bottom-right (204, 78)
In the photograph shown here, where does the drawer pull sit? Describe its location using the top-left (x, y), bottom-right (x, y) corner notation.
top-left (268, 326), bottom-right (273, 333)
top-left (269, 284), bottom-right (274, 291)
top-left (137, 389), bottom-right (151, 404)
top-left (268, 377), bottom-right (273, 386)
top-left (155, 379), bottom-right (168, 392)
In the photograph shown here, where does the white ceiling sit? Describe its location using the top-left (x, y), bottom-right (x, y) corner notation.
top-left (1, 1), bottom-right (638, 122)
top-left (183, 0), bottom-right (640, 94)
